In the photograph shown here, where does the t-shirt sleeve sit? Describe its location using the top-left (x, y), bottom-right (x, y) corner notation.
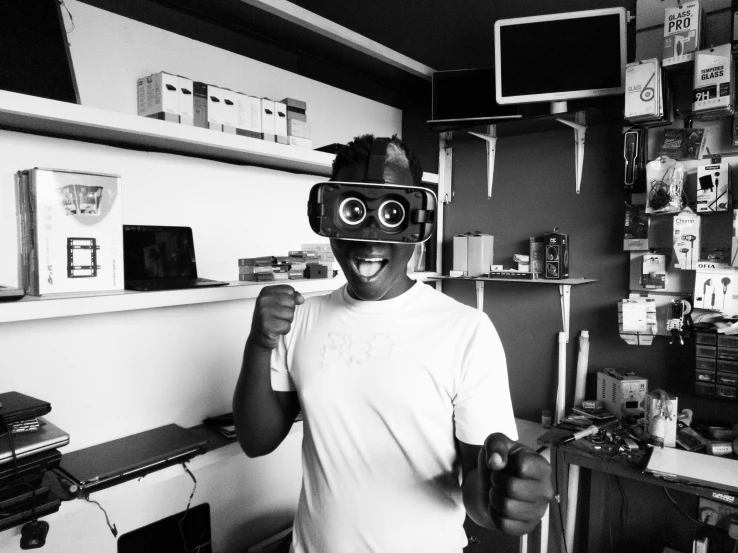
top-left (270, 334), bottom-right (296, 392)
top-left (453, 314), bottom-right (518, 445)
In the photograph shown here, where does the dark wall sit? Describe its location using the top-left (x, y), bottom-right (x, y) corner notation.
top-left (436, 122), bottom-right (738, 426)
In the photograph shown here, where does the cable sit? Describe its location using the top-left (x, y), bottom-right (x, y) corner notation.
top-left (179, 462), bottom-right (198, 553)
top-left (551, 439), bottom-right (569, 553)
top-left (662, 487), bottom-right (706, 527)
top-left (83, 495), bottom-right (118, 537)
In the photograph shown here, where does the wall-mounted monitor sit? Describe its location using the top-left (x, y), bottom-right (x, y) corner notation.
top-left (494, 7), bottom-right (627, 114)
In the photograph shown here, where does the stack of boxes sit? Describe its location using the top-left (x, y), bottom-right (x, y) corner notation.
top-left (137, 72), bottom-right (311, 148)
top-left (694, 330), bottom-right (738, 400)
top-left (237, 249), bottom-right (330, 282)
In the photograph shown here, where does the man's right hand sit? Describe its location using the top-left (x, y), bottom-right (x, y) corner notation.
top-left (250, 285), bottom-right (305, 351)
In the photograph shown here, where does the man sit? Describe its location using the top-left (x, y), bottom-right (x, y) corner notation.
top-left (233, 135), bottom-right (553, 552)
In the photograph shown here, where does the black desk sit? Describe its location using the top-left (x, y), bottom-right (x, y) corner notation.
top-left (552, 438), bottom-right (738, 553)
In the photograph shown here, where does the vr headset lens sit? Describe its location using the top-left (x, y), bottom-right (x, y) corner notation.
top-left (308, 182), bottom-right (436, 243)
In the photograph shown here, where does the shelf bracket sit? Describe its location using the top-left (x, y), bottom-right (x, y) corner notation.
top-left (468, 125), bottom-right (497, 199)
top-left (556, 113), bottom-right (587, 194)
top-left (559, 284), bottom-right (572, 343)
top-left (439, 132), bottom-right (454, 204)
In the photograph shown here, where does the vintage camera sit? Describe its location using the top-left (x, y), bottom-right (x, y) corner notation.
top-left (307, 181), bottom-right (437, 243)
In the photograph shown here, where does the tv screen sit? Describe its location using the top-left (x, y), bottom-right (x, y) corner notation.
top-left (494, 8), bottom-right (626, 108)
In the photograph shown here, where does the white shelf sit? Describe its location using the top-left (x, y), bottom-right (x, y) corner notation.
top-left (0, 273), bottom-right (438, 323)
top-left (0, 90), bottom-right (336, 175)
top-left (0, 90), bottom-right (440, 185)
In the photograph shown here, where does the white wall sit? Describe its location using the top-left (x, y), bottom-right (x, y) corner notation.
top-left (0, 2), bottom-right (401, 551)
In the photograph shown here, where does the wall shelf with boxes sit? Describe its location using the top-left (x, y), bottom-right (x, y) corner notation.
top-left (694, 330), bottom-right (738, 401)
top-left (430, 276), bottom-right (598, 343)
top-left (0, 273), bottom-right (441, 324)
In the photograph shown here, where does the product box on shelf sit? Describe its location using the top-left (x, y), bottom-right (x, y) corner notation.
top-left (673, 208), bottom-right (701, 270)
top-left (281, 97), bottom-right (307, 124)
top-left (235, 94), bottom-right (261, 138)
top-left (192, 82), bottom-right (208, 129)
top-left (16, 168), bottom-right (124, 296)
top-left (206, 85), bottom-right (223, 131)
top-left (663, 1), bottom-right (702, 67)
top-left (177, 76), bottom-right (194, 126)
top-left (543, 229), bottom-right (569, 280)
top-left (697, 162), bottom-right (731, 213)
top-left (137, 72), bottom-right (179, 122)
top-left (220, 88), bottom-right (238, 135)
top-left (289, 136), bottom-right (312, 148)
top-left (261, 98), bottom-right (276, 142)
top-left (289, 119), bottom-right (312, 140)
top-left (596, 370), bottom-right (648, 416)
top-left (274, 101), bottom-right (289, 145)
top-left (452, 233), bottom-right (494, 277)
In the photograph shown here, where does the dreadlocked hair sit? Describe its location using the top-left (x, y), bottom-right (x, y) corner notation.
top-left (331, 134), bottom-right (423, 185)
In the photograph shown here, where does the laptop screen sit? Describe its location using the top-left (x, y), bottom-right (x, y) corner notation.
top-left (123, 226), bottom-right (198, 281)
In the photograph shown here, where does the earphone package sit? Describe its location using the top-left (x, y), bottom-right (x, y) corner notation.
top-left (673, 207), bottom-right (701, 270)
top-left (696, 162), bottom-right (731, 213)
top-left (693, 261), bottom-right (738, 316)
top-left (646, 156), bottom-right (685, 214)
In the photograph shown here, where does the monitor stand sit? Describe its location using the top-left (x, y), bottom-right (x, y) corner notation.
top-left (550, 101), bottom-right (568, 114)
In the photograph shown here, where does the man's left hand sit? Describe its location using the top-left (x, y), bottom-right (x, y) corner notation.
top-left (477, 432), bottom-right (554, 536)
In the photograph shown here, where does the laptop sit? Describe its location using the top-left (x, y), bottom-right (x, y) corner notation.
top-left (0, 449), bottom-right (61, 487)
top-left (57, 424), bottom-right (209, 494)
top-left (0, 418), bottom-right (69, 466)
top-left (123, 225), bottom-right (228, 291)
top-left (644, 446), bottom-right (738, 495)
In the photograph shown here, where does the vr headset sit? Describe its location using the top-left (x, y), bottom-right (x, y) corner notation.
top-left (307, 138), bottom-right (437, 244)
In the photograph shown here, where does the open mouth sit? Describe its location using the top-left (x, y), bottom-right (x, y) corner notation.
top-left (351, 256), bottom-right (387, 279)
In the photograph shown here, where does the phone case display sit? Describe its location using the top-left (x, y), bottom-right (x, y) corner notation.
top-left (645, 157), bottom-right (686, 215)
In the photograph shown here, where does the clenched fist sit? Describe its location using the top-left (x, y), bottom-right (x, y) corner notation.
top-left (250, 285), bottom-right (304, 351)
top-left (477, 432), bottom-right (554, 536)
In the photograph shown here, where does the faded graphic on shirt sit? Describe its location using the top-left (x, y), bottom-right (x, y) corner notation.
top-left (322, 332), bottom-right (393, 370)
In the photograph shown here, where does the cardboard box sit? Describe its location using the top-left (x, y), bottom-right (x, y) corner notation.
top-left (16, 168), bottom-right (124, 295)
top-left (288, 119), bottom-right (312, 139)
top-left (643, 391), bottom-right (678, 447)
top-left (453, 234), bottom-right (468, 274)
top-left (177, 76), bottom-right (194, 126)
top-left (663, 1), bottom-right (702, 67)
top-left (543, 229), bottom-right (569, 279)
top-left (137, 72), bottom-right (179, 122)
top-left (467, 234), bottom-right (494, 277)
top-left (192, 81), bottom-right (208, 129)
top-left (289, 136), bottom-right (312, 148)
top-left (261, 98), bottom-right (276, 141)
top-left (697, 162), bottom-right (731, 213)
top-left (235, 94), bottom-right (262, 138)
top-left (220, 88), bottom-right (238, 135)
top-left (274, 101), bottom-right (288, 144)
top-left (673, 209), bottom-right (701, 270)
top-left (206, 85), bottom-right (223, 131)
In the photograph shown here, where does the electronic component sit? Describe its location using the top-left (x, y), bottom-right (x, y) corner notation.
top-left (596, 370), bottom-right (648, 416)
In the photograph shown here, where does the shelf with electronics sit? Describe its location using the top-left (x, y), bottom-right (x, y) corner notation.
top-left (0, 89), bottom-right (440, 323)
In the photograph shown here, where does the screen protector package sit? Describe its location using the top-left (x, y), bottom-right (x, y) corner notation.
top-left (646, 156), bottom-right (686, 215)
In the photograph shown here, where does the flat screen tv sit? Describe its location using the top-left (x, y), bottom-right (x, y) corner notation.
top-left (494, 7), bottom-right (627, 114)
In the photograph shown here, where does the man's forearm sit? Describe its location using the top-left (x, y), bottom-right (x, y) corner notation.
top-left (232, 338), bottom-right (295, 457)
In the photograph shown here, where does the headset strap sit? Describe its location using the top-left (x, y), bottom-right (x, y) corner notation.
top-left (366, 137), bottom-right (390, 183)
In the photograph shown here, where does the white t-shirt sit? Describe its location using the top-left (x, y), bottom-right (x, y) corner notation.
top-left (271, 280), bottom-right (517, 553)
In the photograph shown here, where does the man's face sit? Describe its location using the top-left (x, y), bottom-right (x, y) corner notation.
top-left (329, 162), bottom-right (416, 301)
